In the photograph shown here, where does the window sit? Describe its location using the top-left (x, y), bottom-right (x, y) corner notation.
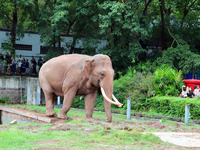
top-left (40, 46), bottom-right (64, 54)
top-left (15, 44), bottom-right (32, 51)
top-left (72, 48), bottom-right (83, 54)
top-left (1, 43), bottom-right (32, 51)
top-left (40, 46), bottom-right (49, 54)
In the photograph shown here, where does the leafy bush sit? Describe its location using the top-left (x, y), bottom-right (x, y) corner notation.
top-left (44, 48), bottom-right (63, 61)
top-left (113, 70), bottom-right (154, 111)
top-left (71, 96), bottom-right (85, 109)
top-left (71, 95), bottom-right (105, 111)
top-left (147, 96), bottom-right (200, 120)
top-left (152, 65), bottom-right (184, 96)
top-left (154, 44), bottom-right (200, 76)
top-left (113, 64), bottom-right (184, 112)
top-left (0, 96), bottom-right (10, 104)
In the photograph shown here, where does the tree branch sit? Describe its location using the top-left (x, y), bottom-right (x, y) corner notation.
top-left (142, 0), bottom-right (153, 16)
top-left (187, 0), bottom-right (198, 13)
top-left (167, 27), bottom-right (179, 46)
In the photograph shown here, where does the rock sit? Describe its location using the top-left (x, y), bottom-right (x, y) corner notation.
top-left (123, 126), bottom-right (129, 130)
top-left (10, 120), bottom-right (17, 124)
top-left (104, 126), bottom-right (111, 130)
top-left (53, 120), bottom-right (66, 125)
top-left (121, 126), bottom-right (133, 131)
top-left (136, 126), bottom-right (145, 132)
top-left (127, 127), bottom-right (133, 131)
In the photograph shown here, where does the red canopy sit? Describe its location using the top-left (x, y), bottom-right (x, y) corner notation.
top-left (184, 79), bottom-right (200, 90)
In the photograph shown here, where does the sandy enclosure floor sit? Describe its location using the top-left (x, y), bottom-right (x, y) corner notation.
top-left (151, 132), bottom-right (200, 148)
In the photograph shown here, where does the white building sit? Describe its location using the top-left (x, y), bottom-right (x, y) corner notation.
top-left (0, 27), bottom-right (106, 61)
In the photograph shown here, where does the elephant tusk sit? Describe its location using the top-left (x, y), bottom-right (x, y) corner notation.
top-left (112, 94), bottom-right (123, 107)
top-left (100, 87), bottom-right (123, 107)
top-left (112, 94), bottom-right (120, 103)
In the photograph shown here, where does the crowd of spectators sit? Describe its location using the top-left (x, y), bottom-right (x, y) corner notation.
top-left (179, 85), bottom-right (200, 98)
top-left (0, 52), bottom-right (46, 75)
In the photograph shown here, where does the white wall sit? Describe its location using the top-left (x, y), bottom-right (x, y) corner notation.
top-left (0, 31), bottom-right (45, 58)
top-left (0, 30), bottom-right (107, 59)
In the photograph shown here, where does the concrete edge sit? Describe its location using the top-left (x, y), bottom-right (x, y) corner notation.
top-left (0, 106), bottom-right (52, 123)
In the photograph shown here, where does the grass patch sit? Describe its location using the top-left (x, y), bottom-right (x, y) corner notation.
top-left (1, 104), bottom-right (200, 149)
top-left (0, 127), bottom-right (163, 149)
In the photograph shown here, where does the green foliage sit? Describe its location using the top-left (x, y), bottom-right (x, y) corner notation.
top-left (113, 64), bottom-right (184, 112)
top-left (0, 97), bottom-right (10, 104)
top-left (114, 68), bottom-right (154, 111)
top-left (1, 0), bottom-right (200, 73)
top-left (155, 44), bottom-right (200, 76)
top-left (148, 96), bottom-right (200, 120)
top-left (94, 96), bottom-right (104, 111)
top-left (0, 41), bottom-right (14, 55)
top-left (44, 48), bottom-right (63, 61)
top-left (98, 1), bottom-right (149, 73)
top-left (152, 65), bottom-right (184, 96)
top-left (71, 95), bottom-right (105, 111)
top-left (71, 96), bottom-right (85, 109)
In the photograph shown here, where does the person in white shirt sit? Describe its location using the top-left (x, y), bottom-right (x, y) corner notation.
top-left (179, 85), bottom-right (188, 98)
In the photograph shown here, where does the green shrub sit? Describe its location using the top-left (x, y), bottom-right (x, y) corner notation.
top-left (152, 65), bottom-right (184, 96)
top-left (71, 96), bottom-right (85, 109)
top-left (113, 70), bottom-right (154, 111)
top-left (0, 96), bottom-right (10, 104)
top-left (147, 96), bottom-right (200, 120)
top-left (154, 44), bottom-right (200, 76)
top-left (71, 95), bottom-right (105, 111)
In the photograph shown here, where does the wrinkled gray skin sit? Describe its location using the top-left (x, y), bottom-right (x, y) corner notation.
top-left (39, 54), bottom-right (114, 122)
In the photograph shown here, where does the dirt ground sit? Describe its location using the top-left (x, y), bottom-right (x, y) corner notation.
top-left (1, 107), bottom-right (200, 149)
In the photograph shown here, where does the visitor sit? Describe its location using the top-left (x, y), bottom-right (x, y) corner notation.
top-left (193, 85), bottom-right (200, 97)
top-left (16, 55), bottom-right (23, 63)
top-left (38, 56), bottom-right (43, 70)
top-left (3, 59), bottom-right (7, 73)
top-left (0, 52), bottom-right (4, 73)
top-left (187, 87), bottom-right (195, 98)
top-left (25, 59), bottom-right (30, 74)
top-left (11, 56), bottom-right (17, 74)
top-left (21, 57), bottom-right (26, 73)
top-left (31, 57), bottom-right (37, 75)
top-left (179, 85), bottom-right (188, 98)
top-left (0, 52), bottom-right (4, 61)
top-left (17, 60), bottom-right (22, 74)
top-left (5, 52), bottom-right (12, 64)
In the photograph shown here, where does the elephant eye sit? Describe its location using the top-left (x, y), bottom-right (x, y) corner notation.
top-left (100, 72), bottom-right (105, 77)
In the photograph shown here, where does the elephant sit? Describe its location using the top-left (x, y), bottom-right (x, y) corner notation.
top-left (39, 54), bottom-right (123, 122)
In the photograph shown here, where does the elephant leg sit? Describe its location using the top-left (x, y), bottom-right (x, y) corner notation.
top-left (104, 99), bottom-right (112, 122)
top-left (45, 92), bottom-right (56, 117)
top-left (57, 89), bottom-right (76, 120)
top-left (84, 92), bottom-right (97, 119)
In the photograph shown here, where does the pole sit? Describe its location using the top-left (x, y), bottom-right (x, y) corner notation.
top-left (57, 96), bottom-right (60, 105)
top-left (36, 81), bottom-right (41, 105)
top-left (185, 104), bottom-right (190, 124)
top-left (127, 97), bottom-right (131, 119)
top-left (20, 76), bottom-right (22, 104)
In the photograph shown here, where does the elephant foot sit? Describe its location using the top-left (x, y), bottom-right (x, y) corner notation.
top-left (46, 110), bottom-right (56, 117)
top-left (57, 113), bottom-right (68, 120)
top-left (85, 117), bottom-right (95, 122)
top-left (106, 118), bottom-right (112, 123)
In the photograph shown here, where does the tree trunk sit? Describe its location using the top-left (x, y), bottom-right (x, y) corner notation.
top-left (159, 0), bottom-right (165, 49)
top-left (11, 2), bottom-right (18, 55)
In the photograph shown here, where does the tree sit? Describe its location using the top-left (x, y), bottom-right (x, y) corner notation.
top-left (50, 0), bottom-right (102, 54)
top-left (0, 0), bottom-right (33, 55)
top-left (98, 0), bottom-right (150, 73)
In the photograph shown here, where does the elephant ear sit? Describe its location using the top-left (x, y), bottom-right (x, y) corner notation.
top-left (83, 58), bottom-right (94, 78)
